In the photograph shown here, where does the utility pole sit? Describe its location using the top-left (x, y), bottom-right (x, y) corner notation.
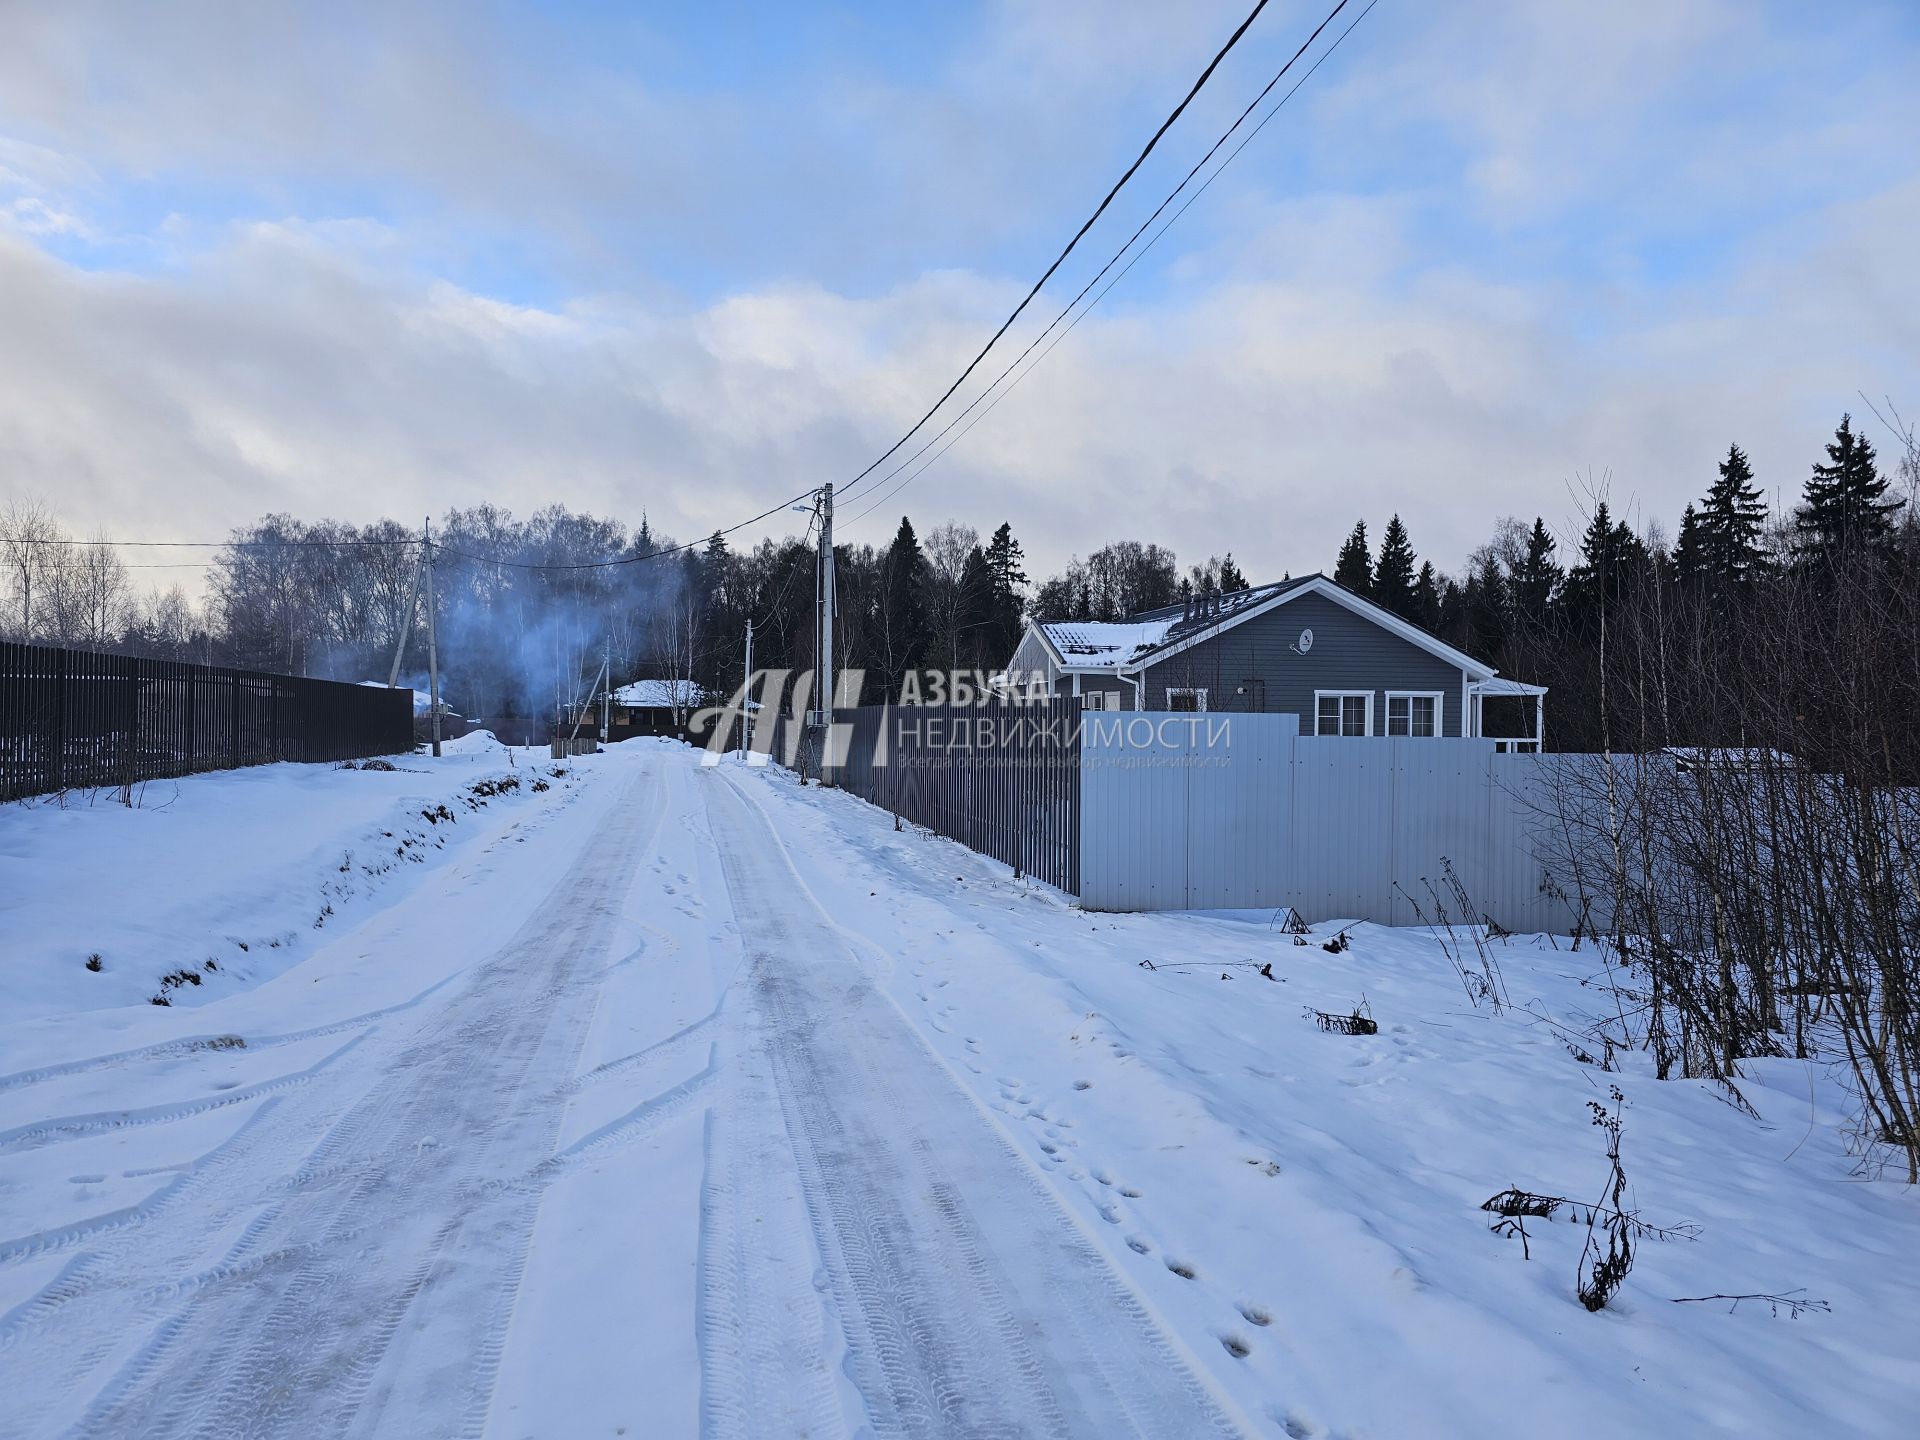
top-left (423, 517), bottom-right (443, 758)
top-left (742, 615), bottom-right (754, 756)
top-left (386, 557), bottom-right (421, 688)
top-left (600, 633), bottom-right (611, 745)
top-left (817, 481), bottom-right (835, 734)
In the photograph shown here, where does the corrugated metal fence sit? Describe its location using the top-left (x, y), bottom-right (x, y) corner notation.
top-left (766, 699), bottom-right (1081, 893)
top-left (762, 700), bottom-right (1591, 929)
top-left (829, 700), bottom-right (1081, 894)
top-left (2, 641), bottom-right (415, 800)
top-left (1081, 712), bottom-right (1584, 930)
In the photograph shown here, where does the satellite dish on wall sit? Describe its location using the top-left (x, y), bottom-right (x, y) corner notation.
top-left (1295, 628), bottom-right (1314, 654)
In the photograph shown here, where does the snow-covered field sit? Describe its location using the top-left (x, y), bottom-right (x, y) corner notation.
top-left (1, 739), bottom-right (1915, 1437)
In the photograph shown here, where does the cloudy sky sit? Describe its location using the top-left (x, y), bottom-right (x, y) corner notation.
top-left (2, 0), bottom-right (1916, 589)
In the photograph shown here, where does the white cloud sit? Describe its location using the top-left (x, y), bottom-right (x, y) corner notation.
top-left (0, 2), bottom-right (1915, 596)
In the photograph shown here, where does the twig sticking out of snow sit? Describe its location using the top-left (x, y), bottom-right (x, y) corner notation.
top-left (1670, 1290), bottom-right (1831, 1318)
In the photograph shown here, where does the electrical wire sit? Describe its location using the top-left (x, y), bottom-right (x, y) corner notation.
top-left (840, 0), bottom-right (1355, 526)
top-left (842, 0), bottom-right (1380, 532)
top-left (9, 0), bottom-right (1342, 575)
top-left (836, 0), bottom-right (1277, 502)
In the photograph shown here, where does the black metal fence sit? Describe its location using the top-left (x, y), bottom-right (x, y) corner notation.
top-left (767, 699), bottom-right (1081, 894)
top-left (1, 641), bottom-right (416, 800)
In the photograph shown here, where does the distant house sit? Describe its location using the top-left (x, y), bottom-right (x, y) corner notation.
top-left (563, 678), bottom-right (706, 741)
top-left (1002, 573), bottom-right (1546, 747)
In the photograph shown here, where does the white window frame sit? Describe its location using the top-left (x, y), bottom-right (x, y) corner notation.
top-left (1384, 690), bottom-right (1444, 738)
top-left (1165, 686), bottom-right (1208, 713)
top-left (1081, 690), bottom-right (1118, 711)
top-left (1313, 690), bottom-right (1373, 737)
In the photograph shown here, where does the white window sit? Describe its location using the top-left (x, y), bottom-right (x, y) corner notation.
top-left (1081, 690), bottom-right (1118, 711)
top-left (1314, 691), bottom-right (1372, 736)
top-left (1385, 691), bottom-right (1443, 738)
top-left (1166, 687), bottom-right (1208, 712)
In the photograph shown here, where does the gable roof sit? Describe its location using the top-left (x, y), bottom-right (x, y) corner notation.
top-left (1035, 579), bottom-right (1302, 672)
top-left (1030, 574), bottom-right (1496, 679)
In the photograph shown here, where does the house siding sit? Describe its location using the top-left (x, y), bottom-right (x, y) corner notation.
top-left (1006, 628), bottom-right (1061, 694)
top-left (1136, 591), bottom-right (1468, 736)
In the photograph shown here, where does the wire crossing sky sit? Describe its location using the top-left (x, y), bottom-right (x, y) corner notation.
top-left (0, 1), bottom-right (1916, 587)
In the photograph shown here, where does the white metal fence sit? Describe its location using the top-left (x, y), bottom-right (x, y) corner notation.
top-left (1079, 712), bottom-right (1586, 931)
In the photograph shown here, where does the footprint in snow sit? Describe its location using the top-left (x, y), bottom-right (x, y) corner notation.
top-left (1165, 1258), bottom-right (1198, 1280)
top-left (1238, 1302), bottom-right (1272, 1327)
top-left (1126, 1236), bottom-right (1152, 1254)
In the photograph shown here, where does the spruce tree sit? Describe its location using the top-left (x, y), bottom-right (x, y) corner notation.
top-left (1672, 504), bottom-right (1707, 587)
top-left (1699, 443), bottom-right (1769, 587)
top-left (1796, 414), bottom-right (1900, 557)
top-left (1217, 553), bottom-right (1250, 592)
top-left (1463, 551), bottom-right (1507, 661)
top-left (957, 544), bottom-right (995, 672)
top-left (1333, 521), bottom-right (1372, 594)
top-left (880, 517), bottom-right (930, 697)
top-left (1562, 503), bottom-right (1645, 633)
top-left (1412, 561), bottom-right (1441, 631)
top-left (1373, 514), bottom-right (1418, 618)
top-left (1511, 518), bottom-right (1561, 626)
top-left (982, 522), bottom-right (1028, 660)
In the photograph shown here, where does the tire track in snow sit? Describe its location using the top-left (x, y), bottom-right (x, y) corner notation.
top-left (0, 973), bottom-right (464, 1097)
top-left (5, 755), bottom-right (670, 1438)
top-left (699, 771), bottom-right (1249, 1439)
top-left (0, 1033), bottom-right (369, 1154)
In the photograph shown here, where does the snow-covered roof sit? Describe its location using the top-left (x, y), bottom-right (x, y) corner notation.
top-left (1043, 618), bottom-right (1179, 669)
top-left (1470, 678), bottom-right (1549, 697)
top-left (613, 678), bottom-right (704, 709)
top-left (1040, 580), bottom-right (1299, 671)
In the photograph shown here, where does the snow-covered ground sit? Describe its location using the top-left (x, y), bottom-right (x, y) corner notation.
top-left (1, 739), bottom-right (1915, 1437)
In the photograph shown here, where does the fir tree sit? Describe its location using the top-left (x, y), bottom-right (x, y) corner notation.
top-left (957, 544), bottom-right (995, 671)
top-left (1412, 561), bottom-right (1441, 631)
top-left (879, 517), bottom-right (930, 697)
top-left (1561, 503), bottom-right (1646, 633)
top-left (1697, 443), bottom-right (1769, 588)
top-left (1672, 504), bottom-right (1707, 587)
top-left (982, 522), bottom-right (1028, 660)
top-left (1217, 553), bottom-right (1250, 592)
top-left (1462, 551), bottom-right (1507, 661)
top-left (1511, 518), bottom-right (1561, 627)
top-left (1333, 521), bottom-right (1372, 595)
top-left (1373, 515), bottom-right (1418, 618)
top-left (1796, 414), bottom-right (1900, 557)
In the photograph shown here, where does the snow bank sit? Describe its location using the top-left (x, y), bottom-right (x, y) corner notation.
top-left (0, 736), bottom-right (569, 1020)
top-left (732, 757), bottom-right (1920, 1439)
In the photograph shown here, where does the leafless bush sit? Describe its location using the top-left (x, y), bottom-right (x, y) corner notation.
top-left (1396, 866), bottom-right (1511, 1013)
top-left (1307, 999), bottom-right (1377, 1036)
top-left (1536, 529), bottom-right (1920, 1181)
top-left (1576, 1088), bottom-right (1635, 1311)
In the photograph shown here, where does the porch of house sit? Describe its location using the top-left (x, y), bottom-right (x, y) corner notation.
top-left (1469, 678), bottom-right (1548, 752)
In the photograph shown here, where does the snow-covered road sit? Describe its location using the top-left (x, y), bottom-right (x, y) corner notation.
top-left (0, 746), bottom-right (1247, 1437)
top-left (4, 739), bottom-right (1918, 1437)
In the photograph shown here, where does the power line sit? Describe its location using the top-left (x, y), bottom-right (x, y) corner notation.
top-left (837, 0), bottom-right (1278, 503)
top-left (843, 0), bottom-right (1379, 532)
top-left (2, 535), bottom-right (416, 550)
top-left (841, 0), bottom-right (1355, 528)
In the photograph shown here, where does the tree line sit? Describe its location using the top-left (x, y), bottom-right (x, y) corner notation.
top-left (1319, 413), bottom-right (1919, 756)
top-left (3, 410), bottom-right (1913, 753)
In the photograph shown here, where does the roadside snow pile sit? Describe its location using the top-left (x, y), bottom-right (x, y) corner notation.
top-left (0, 731), bottom-right (578, 1019)
top-left (736, 760), bottom-right (1920, 1439)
